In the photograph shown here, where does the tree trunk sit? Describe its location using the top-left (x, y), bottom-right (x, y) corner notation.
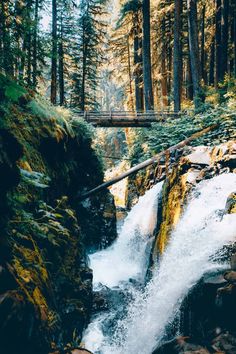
top-left (161, 17), bottom-right (168, 107)
top-left (81, 23), bottom-right (87, 111)
top-left (200, 5), bottom-right (206, 83)
top-left (220, 0), bottom-right (229, 81)
top-left (58, 13), bottom-right (65, 106)
top-left (209, 35), bottom-right (215, 85)
top-left (51, 0), bottom-right (57, 104)
top-left (0, 1), bottom-right (13, 76)
top-left (234, 0), bottom-right (236, 78)
top-left (161, 54), bottom-right (168, 107)
top-left (0, 1), bottom-right (5, 73)
top-left (230, 0), bottom-right (236, 78)
top-left (133, 13), bottom-right (144, 111)
top-left (173, 0), bottom-right (183, 112)
top-left (26, 1), bottom-right (32, 87)
top-left (186, 53), bottom-right (193, 100)
top-left (167, 46), bottom-right (172, 106)
top-left (167, 10), bottom-right (173, 106)
top-left (58, 42), bottom-right (65, 106)
top-left (187, 0), bottom-right (203, 109)
top-left (32, 0), bottom-right (39, 89)
top-left (215, 0), bottom-right (222, 86)
top-left (127, 37), bottom-right (134, 110)
top-left (142, 0), bottom-right (154, 111)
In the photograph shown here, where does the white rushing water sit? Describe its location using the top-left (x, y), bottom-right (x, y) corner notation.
top-left (84, 173), bottom-right (236, 354)
top-left (90, 181), bottom-right (164, 288)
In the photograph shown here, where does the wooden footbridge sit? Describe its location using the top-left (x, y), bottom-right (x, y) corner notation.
top-left (74, 110), bottom-right (180, 127)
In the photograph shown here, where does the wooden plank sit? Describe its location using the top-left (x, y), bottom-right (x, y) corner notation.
top-left (85, 116), bottom-right (177, 122)
top-left (74, 110), bottom-right (181, 127)
top-left (93, 124), bottom-right (152, 127)
top-left (88, 119), bottom-right (165, 123)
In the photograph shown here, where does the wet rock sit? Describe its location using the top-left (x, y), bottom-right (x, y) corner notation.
top-left (184, 351), bottom-right (210, 354)
top-left (78, 191), bottom-right (117, 249)
top-left (186, 169), bottom-right (202, 184)
top-left (70, 349), bottom-right (93, 354)
top-left (184, 146), bottom-right (212, 166)
top-left (230, 254), bottom-right (236, 271)
top-left (211, 332), bottom-right (236, 353)
top-left (50, 349), bottom-right (93, 354)
top-left (203, 272), bottom-right (227, 287)
top-left (212, 142), bottom-right (236, 171)
top-left (224, 271), bottom-right (236, 284)
top-left (221, 154), bottom-right (236, 169)
top-left (93, 292), bottom-right (109, 312)
top-left (225, 192), bottom-right (236, 214)
top-left (0, 81), bottom-right (118, 353)
top-left (92, 284), bottom-right (128, 314)
top-left (152, 337), bottom-right (210, 354)
top-left (215, 278), bottom-right (236, 331)
top-left (0, 290), bottom-right (47, 354)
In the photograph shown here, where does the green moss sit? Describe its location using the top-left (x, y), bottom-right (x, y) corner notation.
top-left (0, 74), bottom-right (116, 352)
top-left (151, 164), bottom-right (190, 261)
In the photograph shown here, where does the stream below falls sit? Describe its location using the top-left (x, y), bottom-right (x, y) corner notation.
top-left (83, 173), bottom-right (236, 354)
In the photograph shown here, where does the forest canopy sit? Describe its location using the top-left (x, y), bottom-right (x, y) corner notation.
top-left (0, 0), bottom-right (235, 111)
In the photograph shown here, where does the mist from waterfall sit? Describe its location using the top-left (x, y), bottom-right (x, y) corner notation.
top-left (84, 173), bottom-right (236, 354)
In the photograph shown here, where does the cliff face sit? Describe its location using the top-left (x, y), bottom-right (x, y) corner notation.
top-left (126, 140), bottom-right (236, 264)
top-left (150, 141), bottom-right (236, 354)
top-left (152, 141), bottom-right (236, 259)
top-left (0, 75), bottom-right (117, 354)
top-left (153, 194), bottom-right (236, 354)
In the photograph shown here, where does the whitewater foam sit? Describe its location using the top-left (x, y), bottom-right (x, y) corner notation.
top-left (90, 182), bottom-right (164, 288)
top-left (84, 173), bottom-right (236, 354)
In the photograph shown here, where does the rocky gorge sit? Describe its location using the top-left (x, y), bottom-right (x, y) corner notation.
top-left (83, 137), bottom-right (236, 354)
top-left (151, 141), bottom-right (236, 354)
top-left (0, 74), bottom-right (236, 354)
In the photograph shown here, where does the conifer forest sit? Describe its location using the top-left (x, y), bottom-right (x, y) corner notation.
top-left (0, 1), bottom-right (236, 354)
top-left (0, 0), bottom-right (235, 111)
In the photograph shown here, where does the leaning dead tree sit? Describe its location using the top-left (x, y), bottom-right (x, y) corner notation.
top-left (79, 124), bottom-right (218, 200)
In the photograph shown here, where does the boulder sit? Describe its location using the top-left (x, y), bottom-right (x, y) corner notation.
top-left (211, 332), bottom-right (236, 353)
top-left (224, 192), bottom-right (236, 214)
top-left (186, 169), bottom-right (202, 184)
top-left (230, 254), bottom-right (236, 271)
top-left (184, 350), bottom-right (210, 354)
top-left (50, 349), bottom-right (93, 354)
top-left (224, 271), bottom-right (236, 284)
top-left (221, 154), bottom-right (236, 169)
top-left (184, 146), bottom-right (212, 166)
top-left (152, 337), bottom-right (210, 354)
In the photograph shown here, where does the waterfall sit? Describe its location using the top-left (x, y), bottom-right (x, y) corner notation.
top-left (89, 181), bottom-right (164, 288)
top-left (83, 173), bottom-right (236, 354)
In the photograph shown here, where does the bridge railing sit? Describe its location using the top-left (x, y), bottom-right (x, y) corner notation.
top-left (73, 110), bottom-right (181, 123)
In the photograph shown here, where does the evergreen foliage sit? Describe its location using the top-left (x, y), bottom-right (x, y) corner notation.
top-left (0, 0), bottom-right (235, 111)
top-left (70, 0), bottom-right (108, 110)
top-left (129, 93), bottom-right (236, 163)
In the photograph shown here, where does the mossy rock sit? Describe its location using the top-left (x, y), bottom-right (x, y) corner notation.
top-left (225, 192), bottom-right (236, 214)
top-left (0, 75), bottom-right (117, 353)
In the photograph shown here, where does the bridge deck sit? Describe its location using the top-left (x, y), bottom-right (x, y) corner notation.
top-left (74, 110), bottom-right (180, 127)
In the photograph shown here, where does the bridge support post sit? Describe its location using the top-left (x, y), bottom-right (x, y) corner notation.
top-left (84, 110), bottom-right (88, 121)
top-left (109, 109), bottom-right (112, 123)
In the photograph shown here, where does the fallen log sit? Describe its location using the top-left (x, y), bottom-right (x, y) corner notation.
top-left (79, 124), bottom-right (218, 200)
